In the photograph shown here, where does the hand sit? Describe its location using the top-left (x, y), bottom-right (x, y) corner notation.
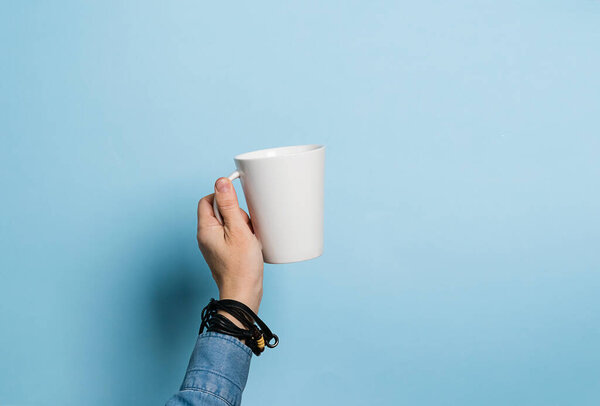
top-left (197, 177), bottom-right (264, 314)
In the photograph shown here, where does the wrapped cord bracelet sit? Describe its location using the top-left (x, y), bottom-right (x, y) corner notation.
top-left (199, 298), bottom-right (279, 356)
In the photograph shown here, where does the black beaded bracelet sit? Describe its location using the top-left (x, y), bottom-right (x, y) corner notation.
top-left (199, 298), bottom-right (279, 356)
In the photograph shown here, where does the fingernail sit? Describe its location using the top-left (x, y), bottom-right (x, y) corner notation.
top-left (216, 178), bottom-right (230, 193)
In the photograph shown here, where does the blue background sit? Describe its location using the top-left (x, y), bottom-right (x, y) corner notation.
top-left (1, 1), bottom-right (599, 405)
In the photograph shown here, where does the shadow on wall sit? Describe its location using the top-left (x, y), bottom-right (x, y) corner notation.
top-left (107, 217), bottom-right (217, 405)
top-left (148, 257), bottom-right (216, 402)
top-left (151, 258), bottom-right (214, 351)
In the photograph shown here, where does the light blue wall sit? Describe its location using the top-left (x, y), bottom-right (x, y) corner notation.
top-left (1, 1), bottom-right (599, 405)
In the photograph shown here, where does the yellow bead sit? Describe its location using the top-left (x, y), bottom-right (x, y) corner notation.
top-left (257, 336), bottom-right (265, 350)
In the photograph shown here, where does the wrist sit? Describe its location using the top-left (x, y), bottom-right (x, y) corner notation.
top-left (219, 285), bottom-right (263, 314)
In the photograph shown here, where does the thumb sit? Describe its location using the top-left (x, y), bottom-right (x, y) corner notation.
top-left (214, 177), bottom-right (245, 228)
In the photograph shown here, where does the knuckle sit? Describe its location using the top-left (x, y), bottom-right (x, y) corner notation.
top-left (198, 196), bottom-right (209, 206)
top-left (197, 227), bottom-right (213, 243)
top-left (197, 216), bottom-right (209, 228)
top-left (225, 226), bottom-right (252, 243)
top-left (218, 198), bottom-right (237, 210)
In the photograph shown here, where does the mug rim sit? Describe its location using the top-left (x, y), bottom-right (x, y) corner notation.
top-left (234, 144), bottom-right (325, 161)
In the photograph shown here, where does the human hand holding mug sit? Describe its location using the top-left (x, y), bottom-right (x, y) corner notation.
top-left (212, 144), bottom-right (325, 264)
top-left (196, 144), bottom-right (325, 314)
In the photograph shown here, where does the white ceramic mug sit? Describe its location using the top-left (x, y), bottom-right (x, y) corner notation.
top-left (213, 144), bottom-right (325, 264)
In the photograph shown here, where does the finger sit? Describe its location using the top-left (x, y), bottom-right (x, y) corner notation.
top-left (239, 208), bottom-right (250, 225)
top-left (214, 177), bottom-right (245, 229)
top-left (239, 208), bottom-right (254, 232)
top-left (197, 194), bottom-right (220, 230)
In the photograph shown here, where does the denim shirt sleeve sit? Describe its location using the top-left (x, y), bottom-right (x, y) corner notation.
top-left (165, 332), bottom-right (252, 406)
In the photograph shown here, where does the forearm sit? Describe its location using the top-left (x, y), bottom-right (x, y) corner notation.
top-left (165, 332), bottom-right (252, 406)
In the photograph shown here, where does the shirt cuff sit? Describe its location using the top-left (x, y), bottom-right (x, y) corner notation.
top-left (180, 332), bottom-right (252, 406)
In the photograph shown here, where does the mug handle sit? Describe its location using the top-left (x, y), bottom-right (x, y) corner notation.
top-left (213, 170), bottom-right (241, 224)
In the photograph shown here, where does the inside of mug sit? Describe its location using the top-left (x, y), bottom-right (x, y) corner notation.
top-left (235, 144), bottom-right (324, 160)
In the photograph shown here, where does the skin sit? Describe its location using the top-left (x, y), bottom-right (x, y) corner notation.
top-left (197, 177), bottom-right (264, 318)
